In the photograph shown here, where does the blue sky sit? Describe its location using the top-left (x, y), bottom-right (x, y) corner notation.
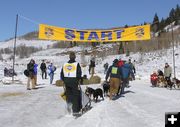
top-left (0, 0), bottom-right (179, 41)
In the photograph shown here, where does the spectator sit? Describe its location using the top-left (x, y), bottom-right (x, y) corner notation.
top-left (132, 60), bottom-right (136, 74)
top-left (164, 63), bottom-right (172, 84)
top-left (89, 55), bottom-right (95, 77)
top-left (27, 59), bottom-right (36, 90)
top-left (157, 69), bottom-right (164, 76)
top-left (103, 62), bottom-right (109, 74)
top-left (40, 60), bottom-right (47, 79)
top-left (4, 67), bottom-right (8, 76)
top-left (48, 63), bottom-right (56, 84)
top-left (34, 62), bottom-right (38, 86)
top-left (150, 71), bottom-right (158, 87)
top-left (128, 59), bottom-right (135, 80)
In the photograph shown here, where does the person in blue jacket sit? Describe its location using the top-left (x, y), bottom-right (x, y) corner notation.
top-left (48, 63), bottom-right (56, 84)
top-left (34, 63), bottom-right (38, 86)
top-left (119, 61), bottom-right (132, 95)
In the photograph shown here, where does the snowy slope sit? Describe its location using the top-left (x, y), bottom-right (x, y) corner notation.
top-left (164, 23), bottom-right (180, 32)
top-left (0, 42), bottom-right (180, 127)
top-left (0, 39), bottom-right (57, 49)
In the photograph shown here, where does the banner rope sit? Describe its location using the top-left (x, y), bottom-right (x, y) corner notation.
top-left (18, 14), bottom-right (40, 25)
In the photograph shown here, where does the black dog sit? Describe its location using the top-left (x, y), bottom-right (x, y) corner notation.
top-left (102, 81), bottom-right (110, 97)
top-left (166, 79), bottom-right (175, 89)
top-left (172, 78), bottom-right (180, 88)
top-left (85, 87), bottom-right (95, 99)
top-left (93, 88), bottom-right (104, 102)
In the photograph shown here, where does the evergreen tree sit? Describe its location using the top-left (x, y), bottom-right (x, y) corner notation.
top-left (175, 4), bottom-right (180, 25)
top-left (152, 13), bottom-right (160, 32)
top-left (153, 13), bottom-right (159, 24)
top-left (124, 24), bottom-right (128, 28)
top-left (165, 17), bottom-right (171, 26)
top-left (159, 18), bottom-right (165, 31)
top-left (169, 8), bottom-right (176, 22)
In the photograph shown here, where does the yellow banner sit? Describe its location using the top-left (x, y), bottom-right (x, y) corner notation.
top-left (39, 24), bottom-right (150, 42)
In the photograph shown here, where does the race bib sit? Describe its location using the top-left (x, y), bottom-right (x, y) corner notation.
top-left (111, 67), bottom-right (118, 74)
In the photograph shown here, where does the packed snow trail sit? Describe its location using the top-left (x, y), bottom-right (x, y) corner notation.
top-left (0, 80), bottom-right (180, 127)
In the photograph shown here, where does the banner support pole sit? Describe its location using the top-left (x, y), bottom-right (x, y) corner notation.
top-left (12, 14), bottom-right (18, 82)
top-left (171, 23), bottom-right (176, 78)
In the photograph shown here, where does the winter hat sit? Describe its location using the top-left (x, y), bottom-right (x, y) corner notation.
top-left (113, 59), bottom-right (119, 64)
top-left (69, 51), bottom-right (76, 60)
top-left (30, 59), bottom-right (35, 63)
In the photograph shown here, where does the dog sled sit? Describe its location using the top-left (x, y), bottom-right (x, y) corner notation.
top-left (81, 90), bottom-right (91, 113)
top-left (60, 89), bottom-right (91, 115)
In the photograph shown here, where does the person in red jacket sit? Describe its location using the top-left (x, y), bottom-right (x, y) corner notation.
top-left (150, 71), bottom-right (158, 87)
top-left (117, 58), bottom-right (124, 67)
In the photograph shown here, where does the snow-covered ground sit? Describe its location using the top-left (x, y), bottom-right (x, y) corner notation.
top-left (0, 41), bottom-right (180, 127)
top-left (0, 80), bottom-right (179, 127)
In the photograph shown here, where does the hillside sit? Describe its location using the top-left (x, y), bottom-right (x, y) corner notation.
top-left (0, 39), bottom-right (58, 49)
top-left (0, 43), bottom-right (180, 127)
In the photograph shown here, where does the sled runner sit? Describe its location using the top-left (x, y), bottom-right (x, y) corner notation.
top-left (81, 90), bottom-right (91, 113)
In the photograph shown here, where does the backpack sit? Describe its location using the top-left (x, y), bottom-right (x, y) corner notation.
top-left (24, 69), bottom-right (29, 77)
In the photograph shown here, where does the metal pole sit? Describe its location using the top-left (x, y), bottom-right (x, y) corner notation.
top-left (12, 14), bottom-right (18, 82)
top-left (171, 23), bottom-right (176, 78)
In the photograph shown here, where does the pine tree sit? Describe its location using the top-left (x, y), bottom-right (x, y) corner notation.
top-left (169, 8), bottom-right (176, 22)
top-left (124, 24), bottom-right (128, 28)
top-left (159, 18), bottom-right (165, 31)
top-left (165, 17), bottom-right (171, 26)
top-left (175, 4), bottom-right (180, 25)
top-left (153, 13), bottom-right (159, 24)
top-left (152, 13), bottom-right (160, 32)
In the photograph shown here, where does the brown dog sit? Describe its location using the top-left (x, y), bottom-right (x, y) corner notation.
top-left (157, 76), bottom-right (166, 87)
